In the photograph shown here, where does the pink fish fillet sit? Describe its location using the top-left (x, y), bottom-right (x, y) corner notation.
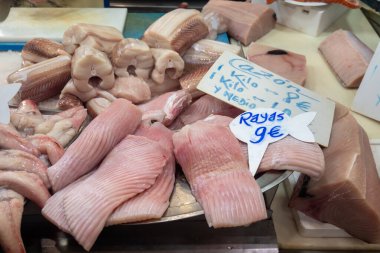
top-left (107, 122), bottom-right (175, 225)
top-left (43, 135), bottom-right (168, 251)
top-left (27, 134), bottom-right (64, 165)
top-left (170, 95), bottom-right (242, 130)
top-left (47, 99), bottom-right (142, 192)
top-left (289, 104), bottom-right (380, 243)
top-left (246, 43), bottom-right (307, 86)
top-left (173, 121), bottom-right (267, 228)
top-left (0, 189), bottom-right (25, 253)
top-left (202, 115), bottom-right (325, 179)
top-left (0, 149), bottom-right (50, 187)
top-left (139, 90), bottom-right (192, 126)
top-left (319, 29), bottom-right (374, 88)
top-left (0, 171), bottom-right (50, 208)
top-left (0, 124), bottom-right (40, 156)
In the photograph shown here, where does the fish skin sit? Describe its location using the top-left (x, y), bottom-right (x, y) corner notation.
top-left (44, 135), bottom-right (168, 251)
top-left (289, 104), bottom-right (380, 243)
top-left (107, 122), bottom-right (175, 225)
top-left (0, 189), bottom-right (25, 253)
top-left (0, 171), bottom-right (50, 208)
top-left (47, 99), bottom-right (142, 192)
top-left (173, 121), bottom-right (267, 228)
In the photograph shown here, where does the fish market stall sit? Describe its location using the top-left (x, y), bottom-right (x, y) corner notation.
top-left (0, 0), bottom-right (380, 252)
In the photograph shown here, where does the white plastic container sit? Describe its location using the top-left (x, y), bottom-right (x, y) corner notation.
top-left (252, 0), bottom-right (348, 36)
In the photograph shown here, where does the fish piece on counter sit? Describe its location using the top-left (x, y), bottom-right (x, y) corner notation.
top-left (246, 43), bottom-right (307, 86)
top-left (146, 76), bottom-right (181, 97)
top-left (179, 65), bottom-right (209, 99)
top-left (319, 29), bottom-right (374, 88)
top-left (173, 121), bottom-right (267, 228)
top-left (86, 97), bottom-right (111, 118)
top-left (0, 189), bottom-right (25, 253)
top-left (203, 1), bottom-right (276, 45)
top-left (0, 124), bottom-right (40, 156)
top-left (47, 99), bottom-right (142, 192)
top-left (10, 99), bottom-right (44, 135)
top-left (0, 171), bottom-right (50, 208)
top-left (202, 10), bottom-right (228, 40)
top-left (43, 135), bottom-right (168, 251)
top-left (107, 122), bottom-right (175, 225)
top-left (170, 94), bottom-right (242, 130)
top-left (151, 48), bottom-right (185, 84)
top-left (63, 23), bottom-right (123, 55)
top-left (7, 55), bottom-right (71, 102)
top-left (139, 90), bottom-right (192, 126)
top-left (27, 135), bottom-right (64, 165)
top-left (35, 106), bottom-right (87, 147)
top-left (109, 76), bottom-right (151, 104)
top-left (143, 8), bottom-right (209, 55)
top-left (57, 94), bottom-right (83, 110)
top-left (112, 38), bottom-right (154, 80)
top-left (71, 45), bottom-right (115, 93)
top-left (60, 79), bottom-right (97, 103)
top-left (258, 136), bottom-right (325, 179)
top-left (21, 38), bottom-right (69, 66)
top-left (289, 105), bottom-right (380, 243)
top-left (0, 150), bottom-right (50, 188)
top-left (183, 39), bottom-right (242, 70)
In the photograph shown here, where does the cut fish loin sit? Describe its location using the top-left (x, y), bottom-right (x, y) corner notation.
top-left (47, 99), bottom-right (142, 192)
top-left (289, 104), bottom-right (380, 243)
top-left (43, 135), bottom-right (169, 251)
top-left (319, 29), bottom-right (374, 88)
top-left (107, 122), bottom-right (175, 225)
top-left (173, 121), bottom-right (267, 228)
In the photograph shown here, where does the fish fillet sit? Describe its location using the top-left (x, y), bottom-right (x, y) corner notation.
top-left (173, 121), bottom-right (267, 228)
top-left (246, 43), bottom-right (307, 86)
top-left (0, 189), bottom-right (25, 253)
top-left (170, 95), bottom-right (242, 130)
top-left (0, 149), bottom-right (50, 188)
top-left (0, 171), bottom-right (50, 208)
top-left (43, 135), bottom-right (168, 251)
top-left (0, 124), bottom-right (40, 156)
top-left (47, 99), bottom-right (142, 192)
top-left (107, 122), bottom-right (175, 225)
top-left (319, 29), bottom-right (374, 88)
top-left (289, 104), bottom-right (380, 243)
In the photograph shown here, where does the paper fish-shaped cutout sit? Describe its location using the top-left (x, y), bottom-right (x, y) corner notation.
top-left (0, 83), bottom-right (22, 124)
top-left (229, 108), bottom-right (316, 175)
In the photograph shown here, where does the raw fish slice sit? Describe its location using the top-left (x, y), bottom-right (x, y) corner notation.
top-left (27, 134), bottom-right (64, 165)
top-left (10, 99), bottom-right (44, 135)
top-left (146, 75), bottom-right (181, 97)
top-left (21, 38), bottom-right (68, 65)
top-left (289, 105), bottom-right (380, 243)
top-left (246, 43), bottom-right (307, 86)
top-left (109, 76), bottom-right (151, 104)
top-left (0, 124), bottom-right (40, 156)
top-left (107, 122), bottom-right (175, 225)
top-left (170, 95), bottom-right (242, 130)
top-left (179, 65), bottom-right (210, 99)
top-left (203, 1), bottom-right (275, 45)
top-left (139, 90), bottom-right (192, 126)
top-left (47, 99), bottom-right (142, 192)
top-left (0, 189), bottom-right (25, 253)
top-left (0, 171), bottom-right (50, 208)
top-left (173, 121), bottom-right (267, 228)
top-left (319, 30), bottom-right (373, 88)
top-left (0, 150), bottom-right (50, 187)
top-left (61, 135), bottom-right (168, 250)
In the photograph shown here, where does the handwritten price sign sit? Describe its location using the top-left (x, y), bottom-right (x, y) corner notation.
top-left (230, 108), bottom-right (316, 175)
top-left (197, 51), bottom-right (335, 147)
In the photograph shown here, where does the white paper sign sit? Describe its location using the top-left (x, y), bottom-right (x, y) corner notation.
top-left (230, 108), bottom-right (316, 175)
top-left (0, 83), bottom-right (22, 124)
top-left (352, 42), bottom-right (380, 121)
top-left (197, 51), bottom-right (335, 147)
